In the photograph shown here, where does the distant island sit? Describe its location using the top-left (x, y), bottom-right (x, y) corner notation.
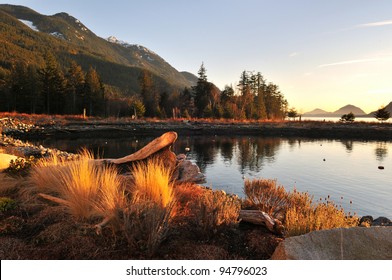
top-left (303, 102), bottom-right (392, 118)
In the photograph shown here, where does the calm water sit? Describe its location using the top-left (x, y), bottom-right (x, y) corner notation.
top-left (33, 135), bottom-right (392, 218)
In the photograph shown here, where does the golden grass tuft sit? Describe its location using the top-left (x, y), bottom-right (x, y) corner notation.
top-left (130, 157), bottom-right (175, 208)
top-left (244, 178), bottom-right (358, 237)
top-left (284, 190), bottom-right (358, 237)
top-left (29, 150), bottom-right (125, 220)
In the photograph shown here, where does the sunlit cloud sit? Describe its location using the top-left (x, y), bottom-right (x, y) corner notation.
top-left (318, 58), bottom-right (380, 68)
top-left (356, 20), bottom-right (392, 28)
top-left (289, 52), bottom-right (299, 57)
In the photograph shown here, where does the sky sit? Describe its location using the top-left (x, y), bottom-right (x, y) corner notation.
top-left (3, 0), bottom-right (392, 113)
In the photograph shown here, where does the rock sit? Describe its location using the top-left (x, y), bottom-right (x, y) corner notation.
top-left (378, 166), bottom-right (385, 170)
top-left (271, 227), bottom-right (392, 260)
top-left (359, 215), bottom-right (373, 227)
top-left (175, 158), bottom-right (206, 183)
top-left (0, 153), bottom-right (18, 171)
top-left (372, 217), bottom-right (391, 226)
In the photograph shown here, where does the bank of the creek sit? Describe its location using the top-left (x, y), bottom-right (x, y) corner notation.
top-left (3, 117), bottom-right (392, 141)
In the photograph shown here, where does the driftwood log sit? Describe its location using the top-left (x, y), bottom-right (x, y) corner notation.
top-left (239, 210), bottom-right (285, 235)
top-left (95, 131), bottom-right (205, 183)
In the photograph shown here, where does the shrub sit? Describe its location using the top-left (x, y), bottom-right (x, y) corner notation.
top-left (122, 196), bottom-right (174, 256)
top-left (284, 191), bottom-right (358, 236)
top-left (243, 178), bottom-right (358, 237)
top-left (0, 197), bottom-right (17, 212)
top-left (5, 156), bottom-right (36, 177)
top-left (190, 189), bottom-right (241, 236)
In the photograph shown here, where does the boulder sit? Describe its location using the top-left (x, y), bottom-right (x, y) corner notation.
top-left (0, 153), bottom-right (18, 171)
top-left (372, 217), bottom-right (391, 226)
top-left (271, 227), bottom-right (392, 260)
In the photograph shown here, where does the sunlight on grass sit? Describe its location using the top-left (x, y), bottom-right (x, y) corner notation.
top-left (130, 157), bottom-right (175, 208)
top-left (244, 178), bottom-right (358, 237)
top-left (29, 150), bottom-right (125, 220)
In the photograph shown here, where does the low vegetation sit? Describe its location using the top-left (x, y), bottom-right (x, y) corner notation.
top-left (243, 178), bottom-right (358, 237)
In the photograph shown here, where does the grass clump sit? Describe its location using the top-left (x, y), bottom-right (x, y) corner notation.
top-left (190, 189), bottom-right (241, 236)
top-left (29, 150), bottom-right (125, 220)
top-left (244, 178), bottom-right (358, 237)
top-left (30, 153), bottom-right (176, 256)
top-left (130, 157), bottom-right (175, 208)
top-left (244, 178), bottom-right (289, 218)
top-left (284, 190), bottom-right (358, 237)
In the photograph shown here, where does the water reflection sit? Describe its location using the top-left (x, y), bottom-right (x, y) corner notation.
top-left (375, 142), bottom-right (388, 162)
top-left (341, 140), bottom-right (354, 153)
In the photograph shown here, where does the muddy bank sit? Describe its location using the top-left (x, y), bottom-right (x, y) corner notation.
top-left (3, 118), bottom-right (392, 141)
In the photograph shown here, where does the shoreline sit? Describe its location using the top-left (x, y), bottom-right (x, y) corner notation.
top-left (2, 117), bottom-right (392, 141)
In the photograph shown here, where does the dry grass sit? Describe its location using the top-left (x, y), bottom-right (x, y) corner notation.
top-left (243, 178), bottom-right (289, 218)
top-left (130, 157), bottom-right (175, 208)
top-left (243, 178), bottom-right (358, 237)
top-left (190, 189), bottom-right (241, 236)
top-left (284, 190), bottom-right (358, 237)
top-left (0, 173), bottom-right (19, 195)
top-left (29, 150), bottom-right (125, 220)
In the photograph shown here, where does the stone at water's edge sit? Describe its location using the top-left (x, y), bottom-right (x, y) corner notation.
top-left (0, 153), bottom-right (18, 171)
top-left (271, 227), bottom-right (392, 260)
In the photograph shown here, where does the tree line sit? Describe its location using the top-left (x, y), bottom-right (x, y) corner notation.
top-left (0, 59), bottom-right (288, 120)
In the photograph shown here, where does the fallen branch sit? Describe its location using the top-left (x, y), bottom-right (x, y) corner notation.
top-left (239, 209), bottom-right (285, 235)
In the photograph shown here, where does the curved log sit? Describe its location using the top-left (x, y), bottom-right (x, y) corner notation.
top-left (96, 131), bottom-right (177, 164)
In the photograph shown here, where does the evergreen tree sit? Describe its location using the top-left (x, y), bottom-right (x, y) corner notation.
top-left (139, 70), bottom-right (159, 117)
top-left (193, 63), bottom-right (212, 117)
top-left (374, 106), bottom-right (391, 122)
top-left (38, 52), bottom-right (65, 114)
top-left (84, 67), bottom-right (105, 116)
top-left (65, 61), bottom-right (85, 114)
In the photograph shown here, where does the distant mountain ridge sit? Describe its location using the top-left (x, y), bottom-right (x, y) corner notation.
top-left (367, 101), bottom-right (392, 117)
top-left (0, 4), bottom-right (197, 95)
top-left (304, 104), bottom-right (367, 117)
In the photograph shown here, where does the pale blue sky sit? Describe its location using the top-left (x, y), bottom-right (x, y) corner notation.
top-left (4, 0), bottom-right (392, 113)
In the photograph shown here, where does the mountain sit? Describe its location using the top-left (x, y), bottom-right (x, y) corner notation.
top-left (304, 104), bottom-right (367, 117)
top-left (0, 4), bottom-right (195, 95)
top-left (368, 101), bottom-right (392, 117)
top-left (303, 108), bottom-right (331, 116)
top-left (333, 104), bottom-right (366, 116)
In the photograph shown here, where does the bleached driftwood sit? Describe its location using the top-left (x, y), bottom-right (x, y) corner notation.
top-left (97, 131), bottom-right (178, 164)
top-left (95, 131), bottom-right (205, 183)
top-left (239, 210), bottom-right (285, 235)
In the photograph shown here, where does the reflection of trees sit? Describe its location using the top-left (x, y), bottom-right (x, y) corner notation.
top-left (341, 140), bottom-right (354, 153)
top-left (191, 137), bottom-right (219, 172)
top-left (375, 142), bottom-right (388, 162)
top-left (220, 138), bottom-right (235, 162)
top-left (237, 137), bottom-right (282, 174)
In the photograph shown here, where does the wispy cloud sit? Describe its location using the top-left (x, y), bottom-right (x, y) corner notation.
top-left (318, 58), bottom-right (380, 68)
top-left (289, 52), bottom-right (299, 57)
top-left (356, 20), bottom-right (392, 28)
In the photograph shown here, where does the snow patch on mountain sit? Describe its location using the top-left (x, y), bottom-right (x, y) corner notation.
top-left (18, 19), bottom-right (39, 32)
top-left (50, 32), bottom-right (65, 40)
top-left (107, 36), bottom-right (157, 57)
